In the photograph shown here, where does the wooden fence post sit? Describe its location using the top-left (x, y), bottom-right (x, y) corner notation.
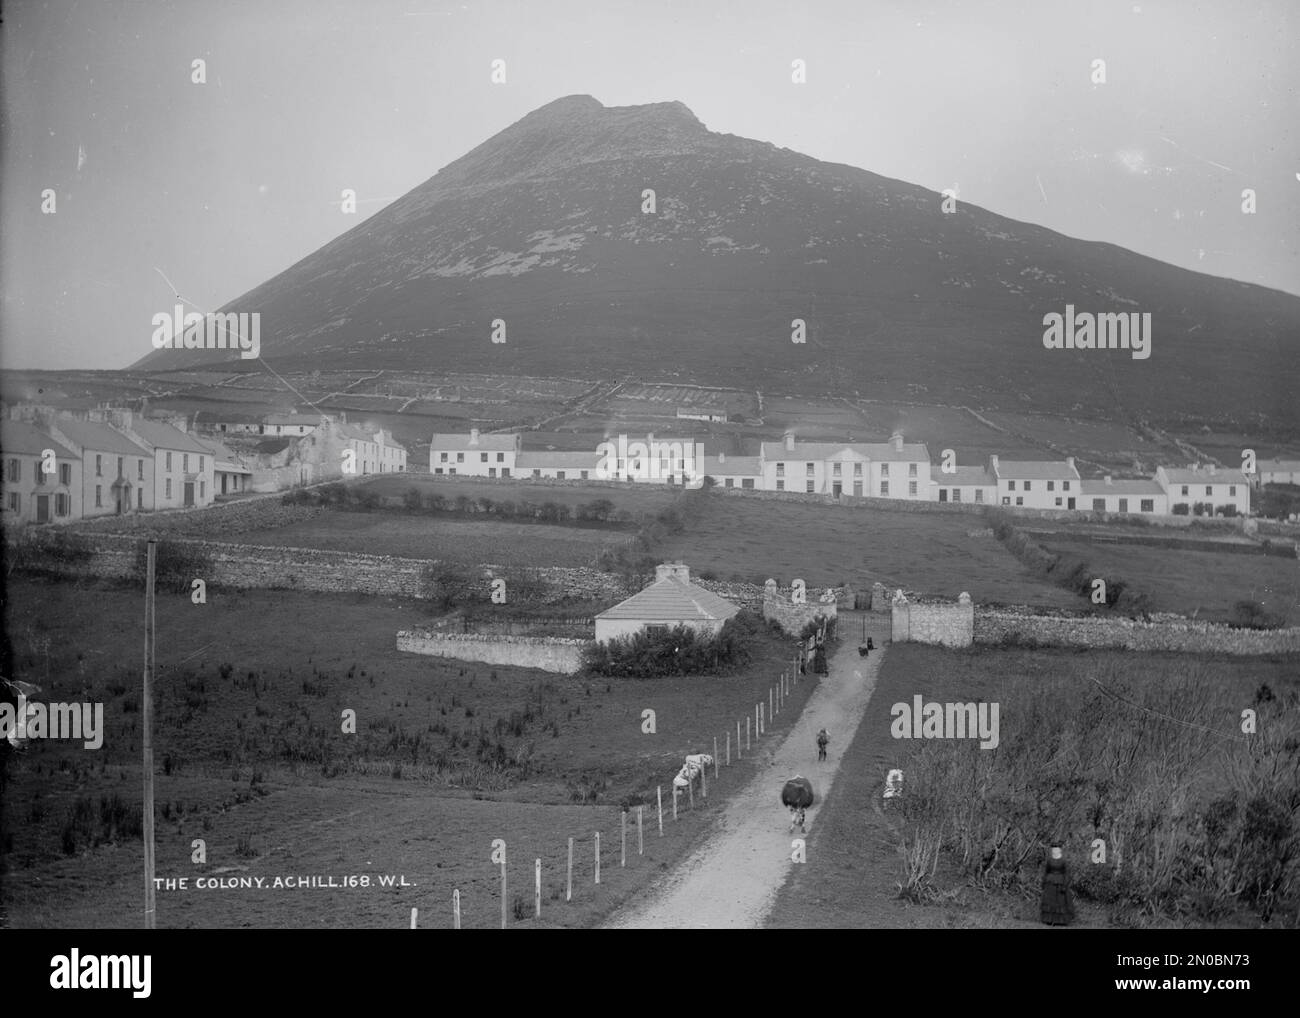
top-left (594, 832), bottom-right (601, 884)
top-left (410, 907), bottom-right (418, 929)
top-left (535, 858), bottom-right (541, 918)
top-left (657, 785), bottom-right (663, 835)
top-left (726, 730), bottom-right (731, 766)
top-left (737, 720), bottom-right (742, 758)
top-left (453, 888), bottom-right (461, 930)
top-left (621, 810), bottom-right (627, 867)
top-left (701, 761), bottom-right (707, 799)
top-left (746, 715), bottom-right (751, 751)
top-left (688, 773), bottom-right (695, 810)
top-left (637, 806), bottom-right (644, 855)
top-left (566, 837), bottom-right (573, 902)
top-left (713, 737), bottom-right (719, 778)
top-left (673, 785), bottom-right (678, 821)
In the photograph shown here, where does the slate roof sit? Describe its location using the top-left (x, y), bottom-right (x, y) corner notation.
top-left (431, 432), bottom-right (519, 452)
top-left (992, 460), bottom-right (1080, 481)
top-left (264, 414), bottom-right (324, 427)
top-left (516, 451), bottom-right (603, 469)
top-left (49, 418), bottom-right (150, 457)
top-left (1159, 467), bottom-right (1249, 485)
top-left (1080, 478), bottom-right (1165, 495)
top-left (127, 419), bottom-right (211, 454)
top-left (596, 576), bottom-right (741, 623)
top-left (0, 421), bottom-right (78, 460)
top-left (759, 440), bottom-right (930, 463)
top-left (936, 466), bottom-right (996, 486)
top-left (703, 455), bottom-right (763, 475)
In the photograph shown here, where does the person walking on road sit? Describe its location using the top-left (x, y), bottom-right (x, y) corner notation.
top-left (816, 728), bottom-right (829, 762)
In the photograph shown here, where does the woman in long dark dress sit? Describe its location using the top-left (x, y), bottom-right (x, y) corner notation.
top-left (1040, 845), bottom-right (1073, 926)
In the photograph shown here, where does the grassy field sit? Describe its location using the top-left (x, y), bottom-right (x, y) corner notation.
top-left (658, 495), bottom-right (1084, 608)
top-left (1, 577), bottom-right (820, 928)
top-left (235, 511), bottom-right (619, 566)
top-left (1036, 536), bottom-right (1300, 625)
top-left (362, 474), bottom-right (680, 517)
top-left (766, 642), bottom-right (1300, 929)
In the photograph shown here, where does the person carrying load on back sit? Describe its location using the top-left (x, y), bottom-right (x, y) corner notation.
top-left (816, 728), bottom-right (829, 762)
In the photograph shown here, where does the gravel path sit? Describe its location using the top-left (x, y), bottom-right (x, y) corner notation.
top-left (605, 616), bottom-right (889, 929)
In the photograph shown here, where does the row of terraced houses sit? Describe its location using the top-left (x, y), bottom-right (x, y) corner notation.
top-left (429, 428), bottom-right (1278, 518)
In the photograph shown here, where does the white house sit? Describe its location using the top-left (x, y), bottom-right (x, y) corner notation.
top-left (1, 420), bottom-right (81, 524)
top-left (1256, 458), bottom-right (1300, 487)
top-left (262, 413), bottom-right (325, 437)
top-left (430, 429), bottom-right (521, 477)
top-left (195, 436), bottom-right (253, 498)
top-left (42, 415), bottom-right (154, 518)
top-left (702, 453), bottom-right (762, 489)
top-left (759, 432), bottom-right (931, 499)
top-left (989, 455), bottom-right (1081, 510)
top-left (594, 562), bottom-right (739, 644)
top-left (1080, 477), bottom-right (1168, 515)
top-left (102, 412), bottom-right (216, 511)
top-left (515, 450), bottom-right (602, 480)
top-left (1156, 465), bottom-right (1251, 516)
top-left (933, 465), bottom-right (997, 506)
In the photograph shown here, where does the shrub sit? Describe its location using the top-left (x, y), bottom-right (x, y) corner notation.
top-left (582, 610), bottom-right (763, 677)
top-left (1172, 503), bottom-right (1190, 516)
top-left (134, 539), bottom-right (213, 594)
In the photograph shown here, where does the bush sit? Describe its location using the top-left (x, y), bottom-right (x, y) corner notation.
top-left (1172, 503), bottom-right (1190, 516)
top-left (134, 539), bottom-right (213, 594)
top-left (582, 610), bottom-right (765, 678)
top-left (1230, 599), bottom-right (1285, 630)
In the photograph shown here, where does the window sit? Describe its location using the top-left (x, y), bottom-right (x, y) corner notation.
top-left (908, 481), bottom-right (918, 495)
top-left (1008, 480), bottom-right (1016, 490)
top-left (580, 471), bottom-right (589, 480)
top-left (448, 468), bottom-right (456, 475)
top-left (881, 463), bottom-right (890, 476)
top-left (556, 471), bottom-right (566, 480)
top-left (725, 478), bottom-right (734, 488)
top-left (95, 486), bottom-right (102, 507)
top-left (1015, 497), bottom-right (1024, 506)
top-left (1001, 496), bottom-right (1010, 506)
top-left (35, 463), bottom-right (45, 485)
top-left (1063, 481), bottom-right (1070, 491)
top-left (952, 489), bottom-right (962, 503)
top-left (880, 481), bottom-right (889, 495)
top-left (832, 463), bottom-right (841, 476)
top-left (95, 455), bottom-right (102, 476)
top-left (434, 468), bottom-right (443, 475)
top-left (138, 489), bottom-right (144, 508)
top-left (440, 453), bottom-right (448, 463)
top-left (199, 481), bottom-right (205, 499)
top-left (501, 467), bottom-right (509, 477)
top-left (533, 470), bottom-right (541, 479)
top-left (481, 453), bottom-right (489, 463)
top-left (199, 456), bottom-right (204, 471)
top-left (497, 453), bottom-right (505, 462)
top-left (742, 478), bottom-right (754, 489)
top-left (1181, 485), bottom-right (1189, 496)
top-left (776, 480), bottom-right (784, 491)
top-left (776, 463), bottom-right (785, 476)
top-left (1140, 499), bottom-right (1154, 513)
top-left (974, 490), bottom-right (984, 503)
top-left (1229, 485), bottom-right (1236, 496)
top-left (182, 454), bottom-right (188, 473)
top-left (1118, 498), bottom-right (1128, 513)
top-left (806, 462), bottom-right (815, 476)
top-left (55, 493), bottom-right (69, 516)
top-left (1205, 486), bottom-right (1213, 496)
top-left (138, 459), bottom-right (144, 480)
top-left (908, 463), bottom-right (917, 477)
top-left (806, 480), bottom-right (815, 493)
top-left (1024, 481), bottom-right (1032, 491)
top-left (1047, 481), bottom-right (1055, 491)
top-left (165, 479), bottom-right (172, 498)
top-left (853, 463), bottom-right (862, 476)
top-left (488, 468), bottom-right (496, 478)
top-left (938, 489), bottom-right (948, 502)
top-left (165, 452), bottom-right (172, 471)
top-left (7, 493), bottom-right (19, 512)
top-left (456, 453), bottom-right (464, 463)
top-left (646, 624), bottom-right (668, 635)
top-left (1054, 497), bottom-right (1062, 507)
top-left (60, 463), bottom-right (71, 485)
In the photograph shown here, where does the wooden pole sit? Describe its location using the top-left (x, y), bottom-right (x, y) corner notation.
top-left (594, 832), bottom-right (600, 884)
top-left (746, 715), bottom-right (751, 751)
top-left (566, 837), bottom-right (573, 902)
top-left (726, 730), bottom-right (731, 766)
top-left (453, 888), bottom-right (461, 929)
top-left (688, 773), bottom-right (695, 809)
top-left (142, 539), bottom-right (156, 930)
top-left (500, 855), bottom-right (507, 930)
top-left (760, 702), bottom-right (765, 735)
top-left (621, 810), bottom-right (627, 867)
top-left (770, 686), bottom-right (774, 718)
top-left (657, 786), bottom-right (663, 835)
top-left (534, 858), bottom-right (541, 918)
top-left (410, 907), bottom-right (418, 929)
top-left (736, 720), bottom-right (742, 759)
top-left (673, 785), bottom-right (678, 820)
top-left (713, 737), bottom-right (719, 778)
top-left (701, 761), bottom-right (707, 799)
top-left (637, 806), bottom-right (644, 855)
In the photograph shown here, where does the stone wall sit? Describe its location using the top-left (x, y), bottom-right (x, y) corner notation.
top-left (396, 629), bottom-right (589, 674)
top-left (974, 608), bottom-right (1300, 655)
top-left (762, 578), bottom-right (839, 636)
top-left (891, 592), bottom-right (974, 647)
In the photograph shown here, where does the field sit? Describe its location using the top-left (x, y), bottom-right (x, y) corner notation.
top-left (361, 474), bottom-right (681, 517)
top-left (1, 577), bottom-right (819, 928)
top-left (766, 642), bottom-right (1300, 929)
top-left (236, 512), bottom-right (619, 566)
top-left (658, 495), bottom-right (1085, 608)
top-left (1035, 536), bottom-right (1300, 625)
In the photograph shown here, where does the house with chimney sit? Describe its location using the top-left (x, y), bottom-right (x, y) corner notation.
top-left (94, 411), bottom-right (215, 510)
top-left (1156, 465), bottom-right (1250, 516)
top-left (42, 416), bottom-right (154, 518)
top-left (195, 435), bottom-right (254, 497)
top-left (988, 455), bottom-right (1081, 510)
top-left (1, 420), bottom-right (81, 524)
top-left (515, 450), bottom-right (602, 480)
top-left (262, 413), bottom-right (325, 437)
top-left (430, 429), bottom-right (521, 477)
top-left (1080, 476), bottom-right (1168, 515)
top-left (1255, 458), bottom-right (1300, 487)
top-left (594, 562), bottom-right (739, 644)
top-left (758, 431), bottom-right (931, 499)
top-left (702, 453), bottom-right (762, 489)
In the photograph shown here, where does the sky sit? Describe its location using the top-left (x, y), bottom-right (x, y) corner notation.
top-left (2, 0), bottom-right (1296, 371)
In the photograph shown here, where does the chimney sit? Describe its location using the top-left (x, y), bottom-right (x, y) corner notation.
top-left (784, 431), bottom-right (795, 452)
top-left (989, 454), bottom-right (999, 474)
top-left (891, 431), bottom-right (904, 453)
top-left (1208, 464), bottom-right (1217, 476)
top-left (655, 561), bottom-right (691, 583)
top-left (718, 452), bottom-right (726, 464)
top-left (1066, 456), bottom-right (1075, 472)
top-left (469, 428), bottom-right (480, 446)
top-left (1104, 475), bottom-right (1112, 485)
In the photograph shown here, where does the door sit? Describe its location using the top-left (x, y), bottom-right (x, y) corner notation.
top-left (832, 482), bottom-right (842, 497)
top-left (1067, 497), bottom-right (1076, 510)
top-left (36, 495), bottom-right (49, 523)
top-left (184, 482), bottom-right (195, 507)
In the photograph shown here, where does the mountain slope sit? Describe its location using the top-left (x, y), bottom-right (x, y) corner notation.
top-left (136, 94), bottom-right (1300, 428)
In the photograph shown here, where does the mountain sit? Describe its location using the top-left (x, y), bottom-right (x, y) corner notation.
top-left (135, 94), bottom-right (1300, 429)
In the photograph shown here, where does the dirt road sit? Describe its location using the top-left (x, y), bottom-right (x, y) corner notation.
top-left (605, 615), bottom-right (889, 928)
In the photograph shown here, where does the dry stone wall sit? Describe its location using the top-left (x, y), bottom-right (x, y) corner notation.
top-left (975, 608), bottom-right (1300, 654)
top-left (396, 629), bottom-right (589, 673)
